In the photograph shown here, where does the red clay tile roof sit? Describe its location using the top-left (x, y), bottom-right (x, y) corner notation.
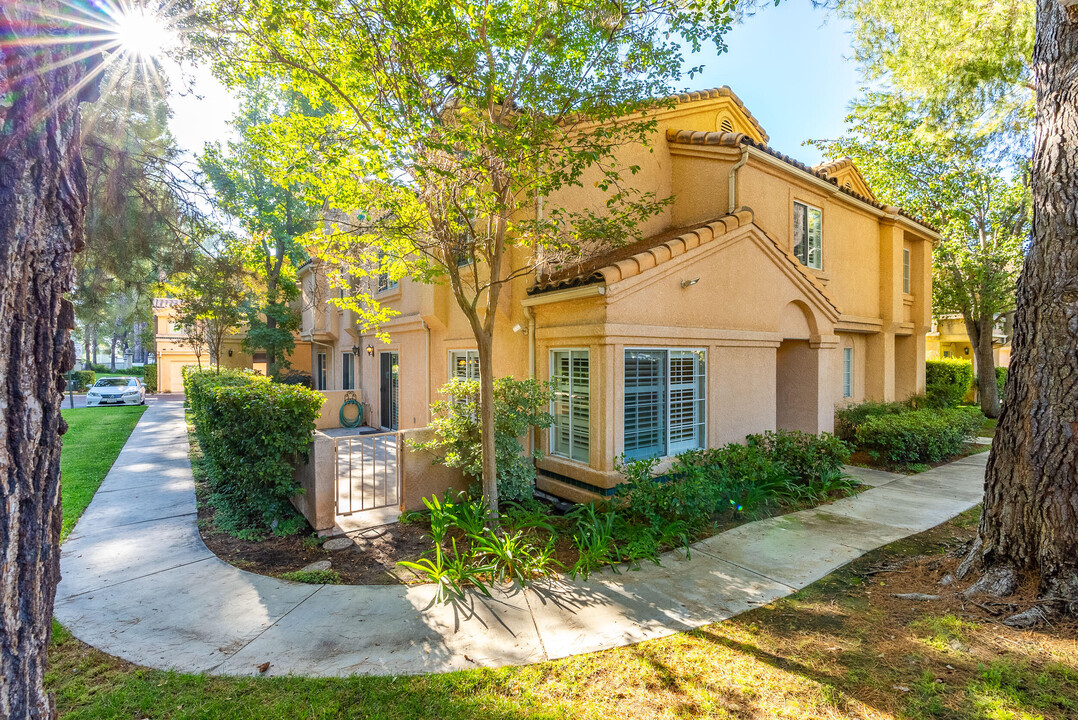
top-left (666, 86), bottom-right (770, 143)
top-left (533, 209), bottom-right (840, 320)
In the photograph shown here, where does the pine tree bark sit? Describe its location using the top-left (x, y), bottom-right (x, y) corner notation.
top-left (969, 0), bottom-right (1078, 616)
top-left (0, 5), bottom-right (98, 717)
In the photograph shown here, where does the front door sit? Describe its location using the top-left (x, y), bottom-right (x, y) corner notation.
top-left (379, 351), bottom-right (399, 430)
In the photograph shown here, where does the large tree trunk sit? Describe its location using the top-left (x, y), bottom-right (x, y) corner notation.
top-left (0, 5), bottom-right (97, 717)
top-left (966, 0), bottom-right (1078, 618)
top-left (966, 314), bottom-right (1001, 418)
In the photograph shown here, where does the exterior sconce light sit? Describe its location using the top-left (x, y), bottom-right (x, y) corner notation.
top-left (964, 347), bottom-right (970, 355)
top-left (227, 349), bottom-right (233, 357)
top-left (352, 344), bottom-right (361, 356)
top-left (681, 278), bottom-right (700, 288)
top-left (366, 344), bottom-right (375, 357)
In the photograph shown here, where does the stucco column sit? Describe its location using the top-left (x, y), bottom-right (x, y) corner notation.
top-left (810, 335), bottom-right (840, 433)
top-left (865, 331), bottom-right (896, 401)
top-left (868, 218), bottom-right (905, 402)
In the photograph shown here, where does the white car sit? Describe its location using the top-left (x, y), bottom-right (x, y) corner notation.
top-left (86, 377), bottom-right (146, 406)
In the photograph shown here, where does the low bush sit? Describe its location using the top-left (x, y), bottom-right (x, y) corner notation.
top-left (834, 399), bottom-right (911, 440)
top-left (415, 377), bottom-right (553, 503)
top-left (185, 368), bottom-right (324, 539)
top-left (996, 366), bottom-right (1008, 402)
top-left (856, 406), bottom-right (984, 465)
top-left (925, 358), bottom-right (974, 408)
top-left (143, 364), bottom-right (157, 393)
top-left (276, 370), bottom-right (312, 387)
top-left (746, 429), bottom-right (850, 485)
top-left (70, 370), bottom-right (95, 392)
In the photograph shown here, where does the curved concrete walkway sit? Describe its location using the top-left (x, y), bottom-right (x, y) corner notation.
top-left (57, 401), bottom-right (988, 677)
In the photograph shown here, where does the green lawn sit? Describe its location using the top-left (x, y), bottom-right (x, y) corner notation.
top-left (60, 406), bottom-right (146, 540)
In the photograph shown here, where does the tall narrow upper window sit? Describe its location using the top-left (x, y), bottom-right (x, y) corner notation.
top-left (793, 201), bottom-right (823, 270)
top-left (376, 249), bottom-right (398, 293)
top-left (316, 352), bottom-right (327, 391)
top-left (623, 349), bottom-right (706, 460)
top-left (843, 347), bottom-right (853, 399)
top-left (902, 247), bottom-right (911, 294)
top-left (449, 350), bottom-right (480, 382)
top-left (342, 352), bottom-right (355, 390)
top-left (551, 350), bottom-right (590, 463)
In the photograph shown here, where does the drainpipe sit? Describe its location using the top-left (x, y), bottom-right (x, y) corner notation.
top-left (728, 144), bottom-right (749, 214)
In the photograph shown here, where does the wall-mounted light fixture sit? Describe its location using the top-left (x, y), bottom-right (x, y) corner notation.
top-left (512, 323), bottom-right (528, 334)
top-left (964, 347), bottom-right (970, 355)
top-left (227, 349), bottom-right (233, 357)
top-left (366, 344), bottom-right (375, 357)
top-left (681, 278), bottom-right (700, 288)
top-left (352, 344), bottom-right (361, 356)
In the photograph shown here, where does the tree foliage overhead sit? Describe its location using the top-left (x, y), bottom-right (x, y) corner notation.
top-left (197, 0), bottom-right (749, 510)
top-left (817, 0), bottom-right (1033, 416)
top-left (199, 80), bottom-right (321, 372)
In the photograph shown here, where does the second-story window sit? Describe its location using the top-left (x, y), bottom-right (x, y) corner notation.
top-left (903, 248), bottom-right (911, 294)
top-left (377, 249), bottom-right (398, 293)
top-left (793, 201), bottom-right (823, 270)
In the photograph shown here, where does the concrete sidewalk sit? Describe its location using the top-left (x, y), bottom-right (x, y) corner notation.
top-left (56, 402), bottom-right (987, 677)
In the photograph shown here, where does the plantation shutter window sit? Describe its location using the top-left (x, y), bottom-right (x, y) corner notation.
top-left (667, 351), bottom-right (707, 454)
top-left (793, 201), bottom-right (823, 270)
top-left (624, 349), bottom-right (707, 459)
top-left (550, 350), bottom-right (590, 463)
top-left (902, 248), bottom-right (911, 294)
top-left (449, 350), bottom-right (480, 382)
top-left (342, 352), bottom-right (355, 390)
top-left (843, 347), bottom-right (853, 399)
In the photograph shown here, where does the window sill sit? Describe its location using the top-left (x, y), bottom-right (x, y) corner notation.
top-left (809, 268), bottom-right (830, 284)
top-left (374, 286), bottom-right (402, 303)
top-left (903, 293), bottom-right (915, 305)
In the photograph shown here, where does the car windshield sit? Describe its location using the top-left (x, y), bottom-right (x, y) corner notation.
top-left (94, 378), bottom-right (130, 387)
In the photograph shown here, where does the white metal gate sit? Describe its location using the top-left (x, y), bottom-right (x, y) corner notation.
top-left (334, 432), bottom-right (401, 516)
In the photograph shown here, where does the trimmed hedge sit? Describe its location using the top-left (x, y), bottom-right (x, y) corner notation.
top-left (70, 370), bottom-right (95, 392)
top-left (143, 364), bottom-right (157, 394)
top-left (834, 399), bottom-right (911, 440)
top-left (746, 429), bottom-right (851, 484)
top-left (925, 358), bottom-right (974, 408)
top-left (856, 406), bottom-right (983, 465)
top-left (184, 367), bottom-right (324, 539)
top-left (996, 366), bottom-right (1008, 402)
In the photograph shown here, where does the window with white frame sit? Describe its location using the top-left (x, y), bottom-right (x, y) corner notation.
top-left (316, 352), bottom-right (327, 391)
top-left (551, 350), bottom-right (589, 463)
top-left (449, 350), bottom-right (480, 382)
top-left (342, 352), bottom-right (355, 390)
top-left (793, 201), bottom-right (823, 270)
top-left (902, 247), bottom-right (911, 294)
top-left (623, 349), bottom-right (706, 460)
top-left (843, 347), bottom-right (853, 398)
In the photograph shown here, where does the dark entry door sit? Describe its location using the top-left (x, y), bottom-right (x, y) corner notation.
top-left (379, 351), bottom-right (399, 430)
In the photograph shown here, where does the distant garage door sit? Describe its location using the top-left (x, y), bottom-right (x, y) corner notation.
top-left (169, 362), bottom-right (200, 393)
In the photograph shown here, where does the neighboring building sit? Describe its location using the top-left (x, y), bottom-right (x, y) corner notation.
top-left (926, 314), bottom-right (1013, 367)
top-left (298, 86), bottom-right (940, 502)
top-left (151, 297), bottom-right (313, 393)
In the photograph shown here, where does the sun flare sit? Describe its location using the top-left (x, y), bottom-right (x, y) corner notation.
top-left (110, 4), bottom-right (176, 59)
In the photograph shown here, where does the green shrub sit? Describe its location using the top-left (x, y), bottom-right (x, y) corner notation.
top-left (996, 366), bottom-right (1007, 402)
top-left (746, 430), bottom-right (850, 485)
top-left (143, 364), bottom-right (157, 393)
top-left (415, 377), bottom-right (553, 503)
top-left (185, 368), bottom-right (324, 538)
top-left (925, 358), bottom-right (974, 408)
top-left (855, 406), bottom-right (984, 465)
top-left (70, 370), bottom-right (95, 392)
top-left (834, 399), bottom-right (911, 440)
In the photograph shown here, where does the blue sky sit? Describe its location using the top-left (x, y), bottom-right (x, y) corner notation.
top-left (168, 2), bottom-right (861, 166)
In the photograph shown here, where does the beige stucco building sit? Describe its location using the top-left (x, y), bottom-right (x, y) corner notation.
top-left (151, 298), bottom-right (312, 393)
top-left (295, 87), bottom-right (938, 501)
top-left (926, 314), bottom-right (1013, 368)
